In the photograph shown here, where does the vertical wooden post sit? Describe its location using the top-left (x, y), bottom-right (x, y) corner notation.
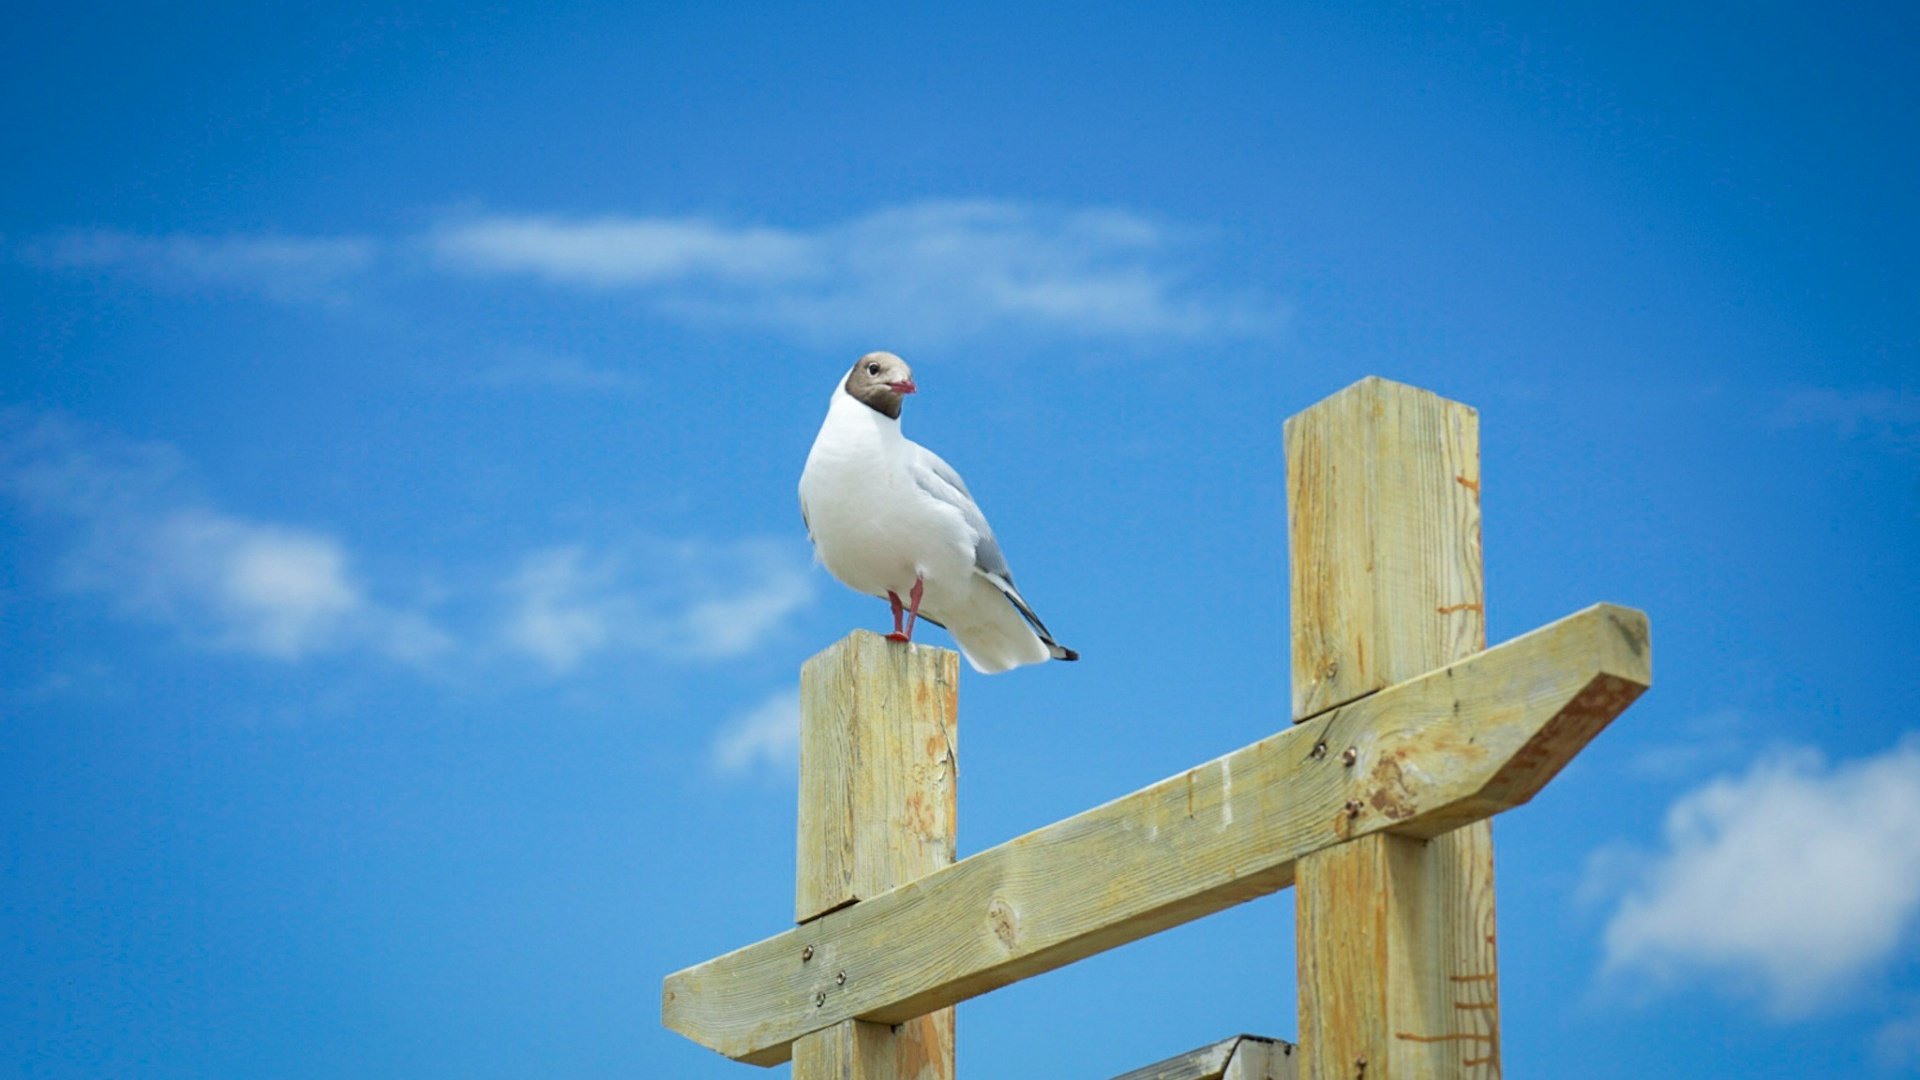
top-left (1287, 378), bottom-right (1499, 1079)
top-left (793, 631), bottom-right (959, 1080)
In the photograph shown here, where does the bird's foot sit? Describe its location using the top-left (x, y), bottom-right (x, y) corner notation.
top-left (884, 631), bottom-right (912, 643)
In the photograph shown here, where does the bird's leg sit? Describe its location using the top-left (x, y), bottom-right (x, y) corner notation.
top-left (901, 577), bottom-right (926, 641)
top-left (886, 591), bottom-right (909, 642)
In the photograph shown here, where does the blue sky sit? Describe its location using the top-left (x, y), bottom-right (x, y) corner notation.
top-left (3, 2), bottom-right (1917, 1077)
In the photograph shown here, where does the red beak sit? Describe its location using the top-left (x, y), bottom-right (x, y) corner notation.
top-left (889, 379), bottom-right (918, 395)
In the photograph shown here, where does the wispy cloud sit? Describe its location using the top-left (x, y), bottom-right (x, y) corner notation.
top-left (1589, 736), bottom-right (1920, 1017)
top-left (432, 215), bottom-right (813, 286)
top-left (24, 229), bottom-right (377, 303)
top-left (21, 202), bottom-right (1275, 343)
top-left (1627, 707), bottom-right (1756, 780)
top-left (1878, 1000), bottom-right (1920, 1072)
top-left (428, 200), bottom-right (1275, 343)
top-left (709, 688), bottom-right (801, 778)
top-left (0, 411), bottom-right (449, 662)
top-left (1772, 386), bottom-right (1920, 452)
top-left (499, 539), bottom-right (814, 673)
top-left (465, 351), bottom-right (644, 392)
top-left (1, 411), bottom-right (817, 675)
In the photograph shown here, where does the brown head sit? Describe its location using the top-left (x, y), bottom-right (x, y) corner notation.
top-left (841, 351), bottom-right (918, 420)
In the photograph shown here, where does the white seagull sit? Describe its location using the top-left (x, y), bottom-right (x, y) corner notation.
top-left (799, 352), bottom-right (1079, 674)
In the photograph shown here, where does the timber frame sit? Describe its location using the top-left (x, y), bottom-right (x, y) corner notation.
top-left (662, 377), bottom-right (1652, 1079)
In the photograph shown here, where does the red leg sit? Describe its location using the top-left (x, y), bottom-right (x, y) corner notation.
top-left (901, 577), bottom-right (926, 641)
top-left (885, 591), bottom-right (909, 641)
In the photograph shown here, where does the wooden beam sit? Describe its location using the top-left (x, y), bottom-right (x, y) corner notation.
top-left (792, 632), bottom-right (959, 1080)
top-left (1288, 376), bottom-right (1497, 1079)
top-left (1111, 1035), bottom-right (1298, 1080)
top-left (1222, 1037), bottom-right (1299, 1080)
top-left (660, 603), bottom-right (1650, 1065)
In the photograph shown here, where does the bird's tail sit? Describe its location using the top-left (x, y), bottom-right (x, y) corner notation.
top-left (984, 573), bottom-right (1078, 663)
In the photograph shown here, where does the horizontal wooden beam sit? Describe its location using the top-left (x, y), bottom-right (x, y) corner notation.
top-left (662, 603), bottom-right (1651, 1065)
top-left (1111, 1035), bottom-right (1298, 1080)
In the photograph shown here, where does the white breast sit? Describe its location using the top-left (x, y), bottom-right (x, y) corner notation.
top-left (799, 390), bottom-right (977, 603)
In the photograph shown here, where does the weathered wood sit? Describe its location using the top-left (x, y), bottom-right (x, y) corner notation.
top-left (1225, 1036), bottom-right (1299, 1080)
top-left (660, 604), bottom-right (1650, 1065)
top-left (1111, 1035), bottom-right (1239, 1080)
top-left (1287, 376), bottom-right (1485, 721)
top-left (793, 632), bottom-right (959, 1080)
top-left (1112, 1035), bottom-right (1298, 1080)
top-left (797, 631), bottom-right (960, 921)
top-left (1288, 376), bottom-right (1498, 1079)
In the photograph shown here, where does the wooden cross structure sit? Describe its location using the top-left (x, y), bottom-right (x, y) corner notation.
top-left (663, 377), bottom-right (1652, 1079)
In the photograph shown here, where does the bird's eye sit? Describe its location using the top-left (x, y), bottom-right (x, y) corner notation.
top-left (867, 363), bottom-right (881, 376)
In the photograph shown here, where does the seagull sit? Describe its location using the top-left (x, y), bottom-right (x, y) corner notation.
top-left (799, 352), bottom-right (1079, 674)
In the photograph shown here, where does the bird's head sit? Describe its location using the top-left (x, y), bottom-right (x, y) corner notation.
top-left (843, 351), bottom-right (918, 420)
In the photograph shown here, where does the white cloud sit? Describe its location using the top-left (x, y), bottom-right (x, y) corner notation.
top-left (1878, 1000), bottom-right (1920, 1071)
top-left (466, 351), bottom-right (644, 392)
top-left (710, 688), bottom-right (801, 777)
top-left (0, 411), bottom-right (449, 663)
top-left (21, 202), bottom-right (1275, 343)
top-left (429, 200), bottom-right (1274, 343)
top-left (1772, 386), bottom-right (1920, 451)
top-left (1627, 707), bottom-right (1753, 780)
top-left (500, 546), bottom-right (635, 673)
top-left (1592, 736), bottom-right (1920, 1017)
top-left (2, 411), bottom-right (811, 677)
top-left (499, 539), bottom-right (814, 672)
top-left (25, 229), bottom-right (377, 303)
top-left (675, 543), bottom-right (816, 660)
top-left (430, 215), bottom-right (813, 286)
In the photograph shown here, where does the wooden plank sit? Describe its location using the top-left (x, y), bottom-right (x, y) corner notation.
top-left (792, 632), bottom-right (959, 1080)
top-left (1110, 1035), bottom-right (1239, 1080)
top-left (1225, 1036), bottom-right (1299, 1080)
top-left (1111, 1035), bottom-right (1297, 1080)
top-left (660, 603), bottom-right (1650, 1065)
top-left (1288, 377), bottom-right (1501, 1079)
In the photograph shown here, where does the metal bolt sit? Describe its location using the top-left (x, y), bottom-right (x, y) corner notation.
top-left (1345, 799), bottom-right (1363, 818)
top-left (1311, 741), bottom-right (1328, 760)
top-left (815, 991), bottom-right (826, 1007)
top-left (1341, 746), bottom-right (1358, 767)
top-left (801, 945), bottom-right (814, 962)
top-left (835, 971), bottom-right (846, 985)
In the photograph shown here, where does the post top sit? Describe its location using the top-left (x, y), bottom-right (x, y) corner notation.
top-left (805, 629), bottom-right (959, 666)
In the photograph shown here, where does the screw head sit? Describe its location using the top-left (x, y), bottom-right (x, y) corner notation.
top-left (1341, 746), bottom-right (1358, 766)
top-left (815, 991), bottom-right (826, 1007)
top-left (835, 971), bottom-right (846, 985)
top-left (801, 945), bottom-right (814, 962)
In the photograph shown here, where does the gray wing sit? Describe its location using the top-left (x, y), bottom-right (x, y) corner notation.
top-left (908, 443), bottom-right (1078, 660)
top-left (908, 444), bottom-right (1010, 579)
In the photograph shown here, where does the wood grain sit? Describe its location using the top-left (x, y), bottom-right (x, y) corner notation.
top-left (660, 604), bottom-right (1649, 1065)
top-left (1287, 376), bottom-right (1499, 1080)
top-left (1111, 1035), bottom-right (1297, 1080)
top-left (792, 633), bottom-right (959, 1080)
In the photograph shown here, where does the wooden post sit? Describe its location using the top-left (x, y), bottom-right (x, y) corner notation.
top-left (1288, 377), bottom-right (1500, 1079)
top-left (792, 631), bottom-right (960, 1080)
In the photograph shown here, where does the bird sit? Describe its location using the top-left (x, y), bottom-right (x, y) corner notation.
top-left (799, 351), bottom-right (1079, 674)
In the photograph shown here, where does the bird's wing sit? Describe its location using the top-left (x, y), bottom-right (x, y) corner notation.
top-left (908, 444), bottom-right (1071, 655)
top-left (908, 443), bottom-right (1010, 579)
top-left (798, 488), bottom-right (814, 544)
